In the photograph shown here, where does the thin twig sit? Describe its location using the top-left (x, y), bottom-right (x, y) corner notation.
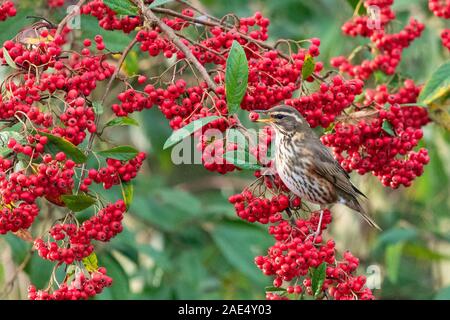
top-left (151, 7), bottom-right (290, 60)
top-left (55, 0), bottom-right (86, 36)
top-left (133, 0), bottom-right (218, 90)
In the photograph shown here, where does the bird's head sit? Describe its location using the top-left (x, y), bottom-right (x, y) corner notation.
top-left (255, 105), bottom-right (309, 135)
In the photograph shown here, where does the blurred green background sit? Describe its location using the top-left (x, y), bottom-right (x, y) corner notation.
top-left (0, 0), bottom-right (449, 300)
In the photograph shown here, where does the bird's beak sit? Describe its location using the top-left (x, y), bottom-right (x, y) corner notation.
top-left (256, 117), bottom-right (274, 123)
top-left (253, 110), bottom-right (274, 123)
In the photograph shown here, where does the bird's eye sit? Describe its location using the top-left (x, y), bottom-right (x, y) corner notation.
top-left (273, 114), bottom-right (284, 120)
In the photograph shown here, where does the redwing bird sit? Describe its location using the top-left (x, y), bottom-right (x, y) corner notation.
top-left (256, 105), bottom-right (381, 232)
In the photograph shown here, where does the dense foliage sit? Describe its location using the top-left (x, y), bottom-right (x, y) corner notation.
top-left (0, 0), bottom-right (448, 300)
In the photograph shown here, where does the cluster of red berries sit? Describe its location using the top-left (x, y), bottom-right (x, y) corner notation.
top-left (0, 203), bottom-right (40, 234)
top-left (0, 33), bottom-right (113, 144)
top-left (0, 152), bottom-right (75, 205)
top-left (249, 126), bottom-right (275, 167)
top-left (257, 210), bottom-right (373, 300)
top-left (332, 0), bottom-right (424, 80)
top-left (341, 0), bottom-right (395, 37)
top-left (136, 28), bottom-right (180, 58)
top-left (241, 48), bottom-right (320, 111)
top-left (55, 104), bottom-right (96, 145)
top-left (322, 102), bottom-right (430, 188)
top-left (81, 0), bottom-right (142, 33)
top-left (428, 0), bottom-right (450, 18)
top-left (35, 200), bottom-right (126, 264)
top-left (442, 29), bottom-right (450, 50)
top-left (81, 153), bottom-right (146, 191)
top-left (28, 267), bottom-right (112, 300)
top-left (200, 139), bottom-right (238, 174)
top-left (0, 13), bottom-right (147, 299)
top-left (229, 191), bottom-right (289, 224)
top-left (363, 79), bottom-right (422, 105)
top-left (0, 0), bottom-right (16, 21)
top-left (7, 134), bottom-right (48, 158)
top-left (286, 76), bottom-right (364, 128)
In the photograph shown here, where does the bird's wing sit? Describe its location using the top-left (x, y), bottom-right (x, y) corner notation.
top-left (309, 141), bottom-right (366, 198)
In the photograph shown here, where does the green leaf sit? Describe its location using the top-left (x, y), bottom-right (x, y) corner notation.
top-left (163, 115), bottom-right (220, 150)
top-left (375, 228), bottom-right (417, 248)
top-left (61, 194), bottom-right (96, 212)
top-left (382, 119), bottom-right (395, 136)
top-left (97, 253), bottom-right (129, 299)
top-left (223, 151), bottom-right (261, 170)
top-left (92, 101), bottom-right (104, 115)
top-left (121, 181), bottom-right (133, 210)
top-left (97, 146), bottom-right (138, 161)
top-left (385, 242), bottom-right (404, 284)
top-left (346, 0), bottom-right (367, 15)
top-left (265, 286), bottom-right (287, 292)
top-left (302, 54), bottom-right (315, 79)
top-left (0, 130), bottom-right (24, 147)
top-left (311, 262), bottom-right (327, 298)
top-left (211, 222), bottom-right (272, 284)
top-left (156, 188), bottom-right (201, 216)
top-left (225, 41), bottom-right (249, 115)
top-left (0, 146), bottom-right (11, 158)
top-left (149, 0), bottom-right (174, 8)
top-left (4, 234), bottom-right (29, 265)
top-left (105, 117), bottom-right (139, 127)
top-left (403, 243), bottom-right (450, 261)
top-left (82, 252), bottom-right (99, 273)
top-left (2, 47), bottom-right (18, 69)
top-left (123, 51), bottom-right (139, 76)
top-left (103, 0), bottom-right (138, 15)
top-left (418, 61), bottom-right (450, 105)
top-left (80, 15), bottom-right (135, 52)
top-left (38, 131), bottom-right (87, 164)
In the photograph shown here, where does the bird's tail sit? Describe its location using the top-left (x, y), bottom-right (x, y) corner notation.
top-left (343, 196), bottom-right (382, 231)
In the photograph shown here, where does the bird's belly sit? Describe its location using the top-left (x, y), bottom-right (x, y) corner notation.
top-left (276, 155), bottom-right (336, 205)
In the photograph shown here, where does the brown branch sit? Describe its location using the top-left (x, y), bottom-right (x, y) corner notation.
top-left (133, 0), bottom-right (218, 91)
top-left (55, 0), bottom-right (86, 36)
top-left (175, 31), bottom-right (223, 57)
top-left (100, 39), bottom-right (138, 106)
top-left (151, 7), bottom-right (290, 60)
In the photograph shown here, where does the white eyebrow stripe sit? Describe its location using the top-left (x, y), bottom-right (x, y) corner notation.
top-left (271, 111), bottom-right (303, 123)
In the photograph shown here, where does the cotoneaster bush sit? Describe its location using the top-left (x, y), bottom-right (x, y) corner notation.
top-left (0, 0), bottom-right (448, 300)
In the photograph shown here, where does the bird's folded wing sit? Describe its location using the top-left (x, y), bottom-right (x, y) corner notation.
top-left (310, 143), bottom-right (361, 197)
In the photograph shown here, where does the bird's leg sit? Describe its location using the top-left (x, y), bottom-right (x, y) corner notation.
top-left (314, 206), bottom-right (325, 241)
top-left (306, 205), bottom-right (325, 243)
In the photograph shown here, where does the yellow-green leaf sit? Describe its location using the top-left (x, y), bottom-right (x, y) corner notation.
top-left (302, 54), bottom-right (315, 80)
top-left (82, 252), bottom-right (99, 273)
top-left (121, 181), bottom-right (133, 210)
